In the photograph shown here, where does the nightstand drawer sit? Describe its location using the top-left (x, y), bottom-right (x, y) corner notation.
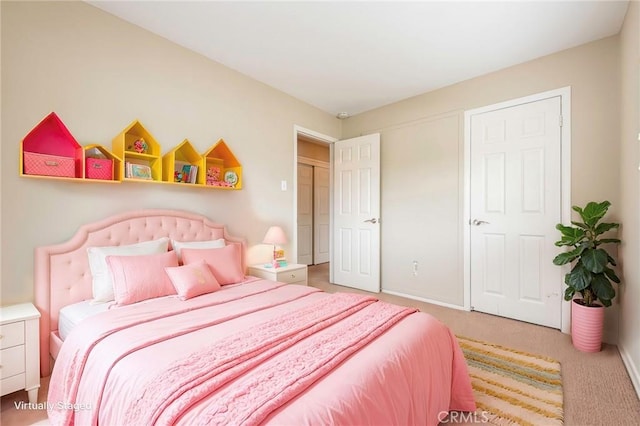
top-left (0, 322), bottom-right (25, 349)
top-left (0, 345), bottom-right (26, 379)
top-left (278, 268), bottom-right (308, 284)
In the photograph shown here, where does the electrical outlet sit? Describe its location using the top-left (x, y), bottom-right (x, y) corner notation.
top-left (412, 260), bottom-right (418, 276)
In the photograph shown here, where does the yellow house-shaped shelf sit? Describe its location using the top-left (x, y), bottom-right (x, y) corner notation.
top-left (202, 139), bottom-right (242, 189)
top-left (83, 144), bottom-right (123, 182)
top-left (163, 139), bottom-right (203, 184)
top-left (112, 120), bottom-right (162, 182)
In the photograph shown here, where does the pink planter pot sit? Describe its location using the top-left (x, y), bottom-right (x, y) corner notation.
top-left (571, 299), bottom-right (604, 352)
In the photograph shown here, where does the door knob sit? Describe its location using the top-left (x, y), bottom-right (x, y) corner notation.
top-left (471, 219), bottom-right (490, 226)
top-left (364, 218), bottom-right (378, 224)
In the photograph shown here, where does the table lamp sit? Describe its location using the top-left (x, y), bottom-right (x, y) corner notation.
top-left (263, 226), bottom-right (287, 268)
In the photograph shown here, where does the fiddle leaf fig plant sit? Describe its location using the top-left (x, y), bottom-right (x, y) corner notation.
top-left (553, 201), bottom-right (621, 307)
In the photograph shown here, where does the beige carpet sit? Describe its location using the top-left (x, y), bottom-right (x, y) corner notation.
top-left (458, 335), bottom-right (563, 425)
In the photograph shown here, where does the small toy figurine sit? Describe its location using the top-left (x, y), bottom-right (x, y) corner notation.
top-left (128, 138), bottom-right (148, 154)
top-left (174, 171), bottom-right (183, 182)
top-left (206, 166), bottom-right (221, 185)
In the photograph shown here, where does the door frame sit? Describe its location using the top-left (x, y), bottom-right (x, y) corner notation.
top-left (463, 86), bottom-right (572, 333)
top-left (292, 125), bottom-right (337, 279)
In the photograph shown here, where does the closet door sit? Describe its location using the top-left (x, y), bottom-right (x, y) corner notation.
top-left (297, 163), bottom-right (313, 265)
top-left (313, 166), bottom-right (330, 264)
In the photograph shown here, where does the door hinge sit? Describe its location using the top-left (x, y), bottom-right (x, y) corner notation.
top-left (559, 115), bottom-right (563, 127)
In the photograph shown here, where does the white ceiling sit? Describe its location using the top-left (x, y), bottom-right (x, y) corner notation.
top-left (88, 1), bottom-right (629, 117)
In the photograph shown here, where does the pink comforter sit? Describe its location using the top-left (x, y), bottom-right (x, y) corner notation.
top-left (48, 280), bottom-right (475, 425)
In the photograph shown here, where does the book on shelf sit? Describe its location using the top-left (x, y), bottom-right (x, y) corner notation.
top-left (177, 164), bottom-right (198, 183)
top-left (125, 162), bottom-right (152, 180)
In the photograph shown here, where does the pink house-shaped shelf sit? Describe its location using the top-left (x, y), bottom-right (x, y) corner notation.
top-left (20, 112), bottom-right (83, 178)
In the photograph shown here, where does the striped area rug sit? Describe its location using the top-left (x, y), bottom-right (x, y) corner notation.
top-left (457, 336), bottom-right (563, 426)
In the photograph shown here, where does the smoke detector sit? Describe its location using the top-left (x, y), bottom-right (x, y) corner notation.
top-left (336, 112), bottom-right (350, 119)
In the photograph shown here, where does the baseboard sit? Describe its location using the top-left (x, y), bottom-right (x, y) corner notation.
top-left (619, 342), bottom-right (640, 399)
top-left (381, 290), bottom-right (467, 311)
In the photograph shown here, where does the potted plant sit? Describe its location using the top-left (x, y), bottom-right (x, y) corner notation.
top-left (553, 201), bottom-right (621, 352)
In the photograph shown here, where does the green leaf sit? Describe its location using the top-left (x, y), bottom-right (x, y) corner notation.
top-left (591, 274), bottom-right (615, 301)
top-left (607, 254), bottom-right (617, 267)
top-left (581, 248), bottom-right (608, 273)
top-left (604, 267), bottom-right (621, 284)
top-left (567, 262), bottom-right (592, 291)
top-left (598, 238), bottom-right (621, 245)
top-left (594, 222), bottom-right (619, 235)
top-left (580, 201), bottom-right (611, 227)
top-left (564, 286), bottom-right (575, 301)
top-left (553, 246), bottom-right (585, 265)
top-left (601, 298), bottom-right (612, 307)
top-left (570, 221), bottom-right (588, 229)
top-left (554, 224), bottom-right (586, 246)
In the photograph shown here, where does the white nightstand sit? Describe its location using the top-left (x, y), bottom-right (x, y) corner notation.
top-left (0, 303), bottom-right (40, 404)
top-left (249, 263), bottom-right (308, 286)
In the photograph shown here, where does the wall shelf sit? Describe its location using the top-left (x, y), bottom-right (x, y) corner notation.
top-left (112, 120), bottom-right (163, 182)
top-left (19, 114), bottom-right (243, 190)
top-left (202, 139), bottom-right (242, 189)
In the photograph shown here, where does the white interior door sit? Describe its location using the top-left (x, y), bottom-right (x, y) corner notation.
top-left (313, 165), bottom-right (330, 264)
top-left (470, 96), bottom-right (563, 328)
top-left (333, 133), bottom-right (381, 292)
top-left (297, 163), bottom-right (313, 265)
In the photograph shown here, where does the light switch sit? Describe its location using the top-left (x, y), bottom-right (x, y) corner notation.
top-left (281, 180), bottom-right (287, 191)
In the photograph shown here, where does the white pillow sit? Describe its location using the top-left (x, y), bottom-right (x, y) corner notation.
top-left (171, 238), bottom-right (225, 262)
top-left (87, 237), bottom-right (170, 303)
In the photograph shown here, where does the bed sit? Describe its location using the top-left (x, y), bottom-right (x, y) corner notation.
top-left (35, 209), bottom-right (475, 425)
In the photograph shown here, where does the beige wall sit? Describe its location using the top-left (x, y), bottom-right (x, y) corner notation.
top-left (618, 0), bottom-right (640, 397)
top-left (343, 36), bottom-right (621, 341)
top-left (0, 1), bottom-right (340, 304)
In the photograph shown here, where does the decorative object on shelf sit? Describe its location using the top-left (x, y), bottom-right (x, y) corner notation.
top-left (206, 166), bottom-right (221, 185)
top-left (224, 170), bottom-right (238, 187)
top-left (553, 200), bottom-right (621, 352)
top-left (263, 226), bottom-right (287, 269)
top-left (128, 138), bottom-right (148, 154)
top-left (20, 112), bottom-right (83, 178)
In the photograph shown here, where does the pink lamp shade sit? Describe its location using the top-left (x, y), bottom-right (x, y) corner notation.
top-left (263, 226), bottom-right (287, 268)
top-left (263, 226), bottom-right (287, 245)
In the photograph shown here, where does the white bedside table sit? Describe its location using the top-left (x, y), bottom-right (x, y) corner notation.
top-left (0, 303), bottom-right (40, 404)
top-left (249, 263), bottom-right (308, 286)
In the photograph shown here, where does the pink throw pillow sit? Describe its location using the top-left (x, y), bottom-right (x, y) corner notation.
top-left (106, 250), bottom-right (179, 306)
top-left (165, 260), bottom-right (221, 300)
top-left (181, 244), bottom-right (244, 285)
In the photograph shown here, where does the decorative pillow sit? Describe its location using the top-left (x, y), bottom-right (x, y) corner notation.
top-left (87, 237), bottom-right (170, 303)
top-left (165, 260), bottom-right (221, 300)
top-left (106, 250), bottom-right (179, 306)
top-left (171, 238), bottom-right (225, 262)
top-left (181, 244), bottom-right (244, 285)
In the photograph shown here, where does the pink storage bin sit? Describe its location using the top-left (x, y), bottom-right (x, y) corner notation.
top-left (21, 112), bottom-right (83, 178)
top-left (86, 158), bottom-right (113, 180)
top-left (23, 152), bottom-right (75, 178)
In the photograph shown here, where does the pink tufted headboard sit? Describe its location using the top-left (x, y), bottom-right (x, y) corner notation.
top-left (34, 209), bottom-right (246, 377)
